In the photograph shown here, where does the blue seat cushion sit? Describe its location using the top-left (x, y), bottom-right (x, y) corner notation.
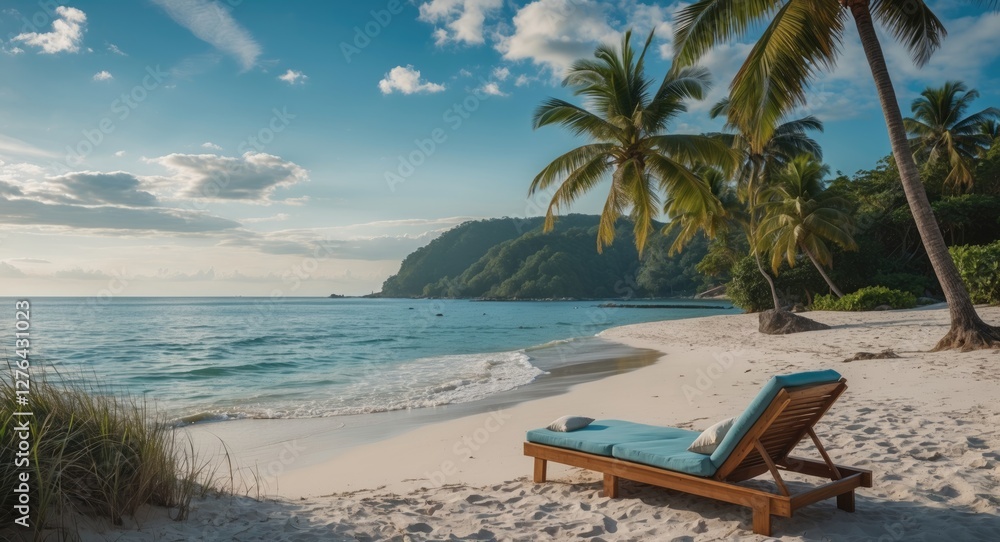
top-left (611, 433), bottom-right (718, 477)
top-left (709, 369), bottom-right (842, 468)
top-left (526, 420), bottom-right (689, 456)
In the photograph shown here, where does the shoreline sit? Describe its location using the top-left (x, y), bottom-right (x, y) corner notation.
top-left (183, 336), bottom-right (663, 484)
top-left (81, 306), bottom-right (1000, 540)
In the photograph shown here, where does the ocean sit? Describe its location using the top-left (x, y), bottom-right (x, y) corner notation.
top-left (11, 297), bottom-right (739, 424)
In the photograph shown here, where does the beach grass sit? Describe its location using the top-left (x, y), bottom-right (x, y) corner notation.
top-left (1, 367), bottom-right (221, 539)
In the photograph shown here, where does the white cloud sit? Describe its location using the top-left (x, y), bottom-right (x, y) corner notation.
top-left (477, 81), bottom-right (507, 96)
top-left (107, 43), bottom-right (126, 56)
top-left (151, 0), bottom-right (261, 71)
top-left (201, 141), bottom-right (223, 150)
top-left (496, 0), bottom-right (619, 77)
top-left (378, 65), bottom-right (446, 95)
top-left (492, 66), bottom-right (510, 81)
top-left (148, 152), bottom-right (309, 203)
top-left (418, 0), bottom-right (503, 46)
top-left (92, 70), bottom-right (113, 81)
top-left (278, 69), bottom-right (308, 85)
top-left (3, 45), bottom-right (25, 55)
top-left (114, 150), bottom-right (127, 157)
top-left (515, 74), bottom-right (533, 87)
top-left (12, 6), bottom-right (86, 54)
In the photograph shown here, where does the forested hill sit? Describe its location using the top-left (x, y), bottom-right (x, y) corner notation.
top-left (379, 214), bottom-right (709, 299)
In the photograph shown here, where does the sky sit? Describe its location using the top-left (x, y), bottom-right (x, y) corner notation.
top-left (1, 0), bottom-right (998, 296)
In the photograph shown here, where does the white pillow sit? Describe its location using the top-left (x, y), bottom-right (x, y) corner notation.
top-left (547, 415), bottom-right (595, 432)
top-left (687, 417), bottom-right (736, 454)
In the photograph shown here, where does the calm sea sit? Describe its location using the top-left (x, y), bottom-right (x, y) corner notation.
top-left (10, 297), bottom-right (739, 424)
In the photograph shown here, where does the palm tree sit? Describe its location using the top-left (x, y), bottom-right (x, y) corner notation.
top-left (976, 119), bottom-right (1000, 156)
top-left (529, 31), bottom-right (735, 257)
top-left (672, 0), bottom-right (1000, 350)
top-left (759, 155), bottom-right (857, 297)
top-left (904, 81), bottom-right (1000, 192)
top-left (665, 99), bottom-right (824, 310)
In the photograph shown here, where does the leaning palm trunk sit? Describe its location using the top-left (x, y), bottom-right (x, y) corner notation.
top-left (754, 250), bottom-right (783, 310)
top-left (845, 0), bottom-right (999, 350)
top-left (801, 245), bottom-right (844, 298)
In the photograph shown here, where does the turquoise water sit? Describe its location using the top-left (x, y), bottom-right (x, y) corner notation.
top-left (11, 297), bottom-right (738, 423)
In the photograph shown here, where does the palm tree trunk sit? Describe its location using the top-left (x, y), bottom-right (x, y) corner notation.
top-left (801, 244), bottom-right (844, 298)
top-left (844, 0), bottom-right (999, 350)
top-left (754, 250), bottom-right (782, 310)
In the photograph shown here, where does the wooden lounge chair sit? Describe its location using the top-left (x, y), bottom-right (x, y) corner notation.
top-left (523, 370), bottom-right (873, 536)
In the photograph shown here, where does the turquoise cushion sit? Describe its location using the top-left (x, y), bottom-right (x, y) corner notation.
top-left (612, 432), bottom-right (718, 477)
top-left (526, 420), bottom-right (688, 456)
top-left (709, 369), bottom-right (842, 468)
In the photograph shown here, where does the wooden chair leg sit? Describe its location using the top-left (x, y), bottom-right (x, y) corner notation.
top-left (533, 458), bottom-right (547, 483)
top-left (751, 496), bottom-right (772, 536)
top-left (837, 490), bottom-right (855, 513)
top-left (603, 473), bottom-right (619, 498)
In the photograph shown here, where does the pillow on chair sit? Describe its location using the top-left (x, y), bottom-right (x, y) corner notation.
top-left (547, 415), bottom-right (595, 432)
top-left (688, 417), bottom-right (736, 454)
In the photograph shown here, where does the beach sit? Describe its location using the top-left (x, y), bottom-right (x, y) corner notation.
top-left (76, 305), bottom-right (1000, 541)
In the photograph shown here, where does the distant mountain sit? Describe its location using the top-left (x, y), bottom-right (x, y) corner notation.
top-left (379, 214), bottom-right (709, 299)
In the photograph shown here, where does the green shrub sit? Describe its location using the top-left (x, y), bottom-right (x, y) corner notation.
top-left (728, 256), bottom-right (777, 312)
top-left (949, 241), bottom-right (1000, 305)
top-left (813, 286), bottom-right (917, 311)
top-left (1, 371), bottom-right (218, 536)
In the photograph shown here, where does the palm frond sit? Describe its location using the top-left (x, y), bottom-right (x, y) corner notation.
top-left (728, 0), bottom-right (845, 152)
top-left (671, 0), bottom-right (784, 70)
top-left (871, 0), bottom-right (946, 67)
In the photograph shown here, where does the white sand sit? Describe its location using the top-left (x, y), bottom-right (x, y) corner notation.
top-left (75, 306), bottom-right (1000, 541)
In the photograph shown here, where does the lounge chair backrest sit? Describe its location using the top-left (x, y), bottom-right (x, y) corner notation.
top-left (709, 370), bottom-right (843, 470)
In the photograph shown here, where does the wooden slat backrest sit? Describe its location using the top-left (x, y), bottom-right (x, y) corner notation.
top-left (714, 379), bottom-right (847, 481)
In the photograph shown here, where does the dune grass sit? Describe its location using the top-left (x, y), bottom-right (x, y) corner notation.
top-left (1, 367), bottom-right (222, 540)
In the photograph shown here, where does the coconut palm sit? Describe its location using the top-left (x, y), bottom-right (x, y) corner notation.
top-left (904, 81), bottom-right (1000, 192)
top-left (758, 155), bottom-right (857, 297)
top-left (672, 0), bottom-right (1000, 349)
top-left (665, 99), bottom-right (825, 310)
top-left (976, 119), bottom-right (1000, 155)
top-left (529, 31), bottom-right (736, 257)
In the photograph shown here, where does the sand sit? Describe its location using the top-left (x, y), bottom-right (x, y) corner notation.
top-left (71, 306), bottom-right (1000, 540)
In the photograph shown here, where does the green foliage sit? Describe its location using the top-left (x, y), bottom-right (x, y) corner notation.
top-left (1, 372), bottom-right (217, 536)
top-left (813, 286), bottom-right (917, 311)
top-left (381, 217), bottom-right (539, 297)
top-left (728, 256), bottom-right (775, 312)
top-left (385, 215), bottom-right (709, 299)
top-left (949, 241), bottom-right (1000, 304)
top-left (728, 255), bottom-right (831, 312)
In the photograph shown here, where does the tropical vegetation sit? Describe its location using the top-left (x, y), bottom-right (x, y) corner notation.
top-left (670, 0), bottom-right (999, 349)
top-left (813, 286), bottom-right (918, 312)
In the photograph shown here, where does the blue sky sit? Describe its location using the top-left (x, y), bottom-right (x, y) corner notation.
top-left (1, 0), bottom-right (998, 296)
